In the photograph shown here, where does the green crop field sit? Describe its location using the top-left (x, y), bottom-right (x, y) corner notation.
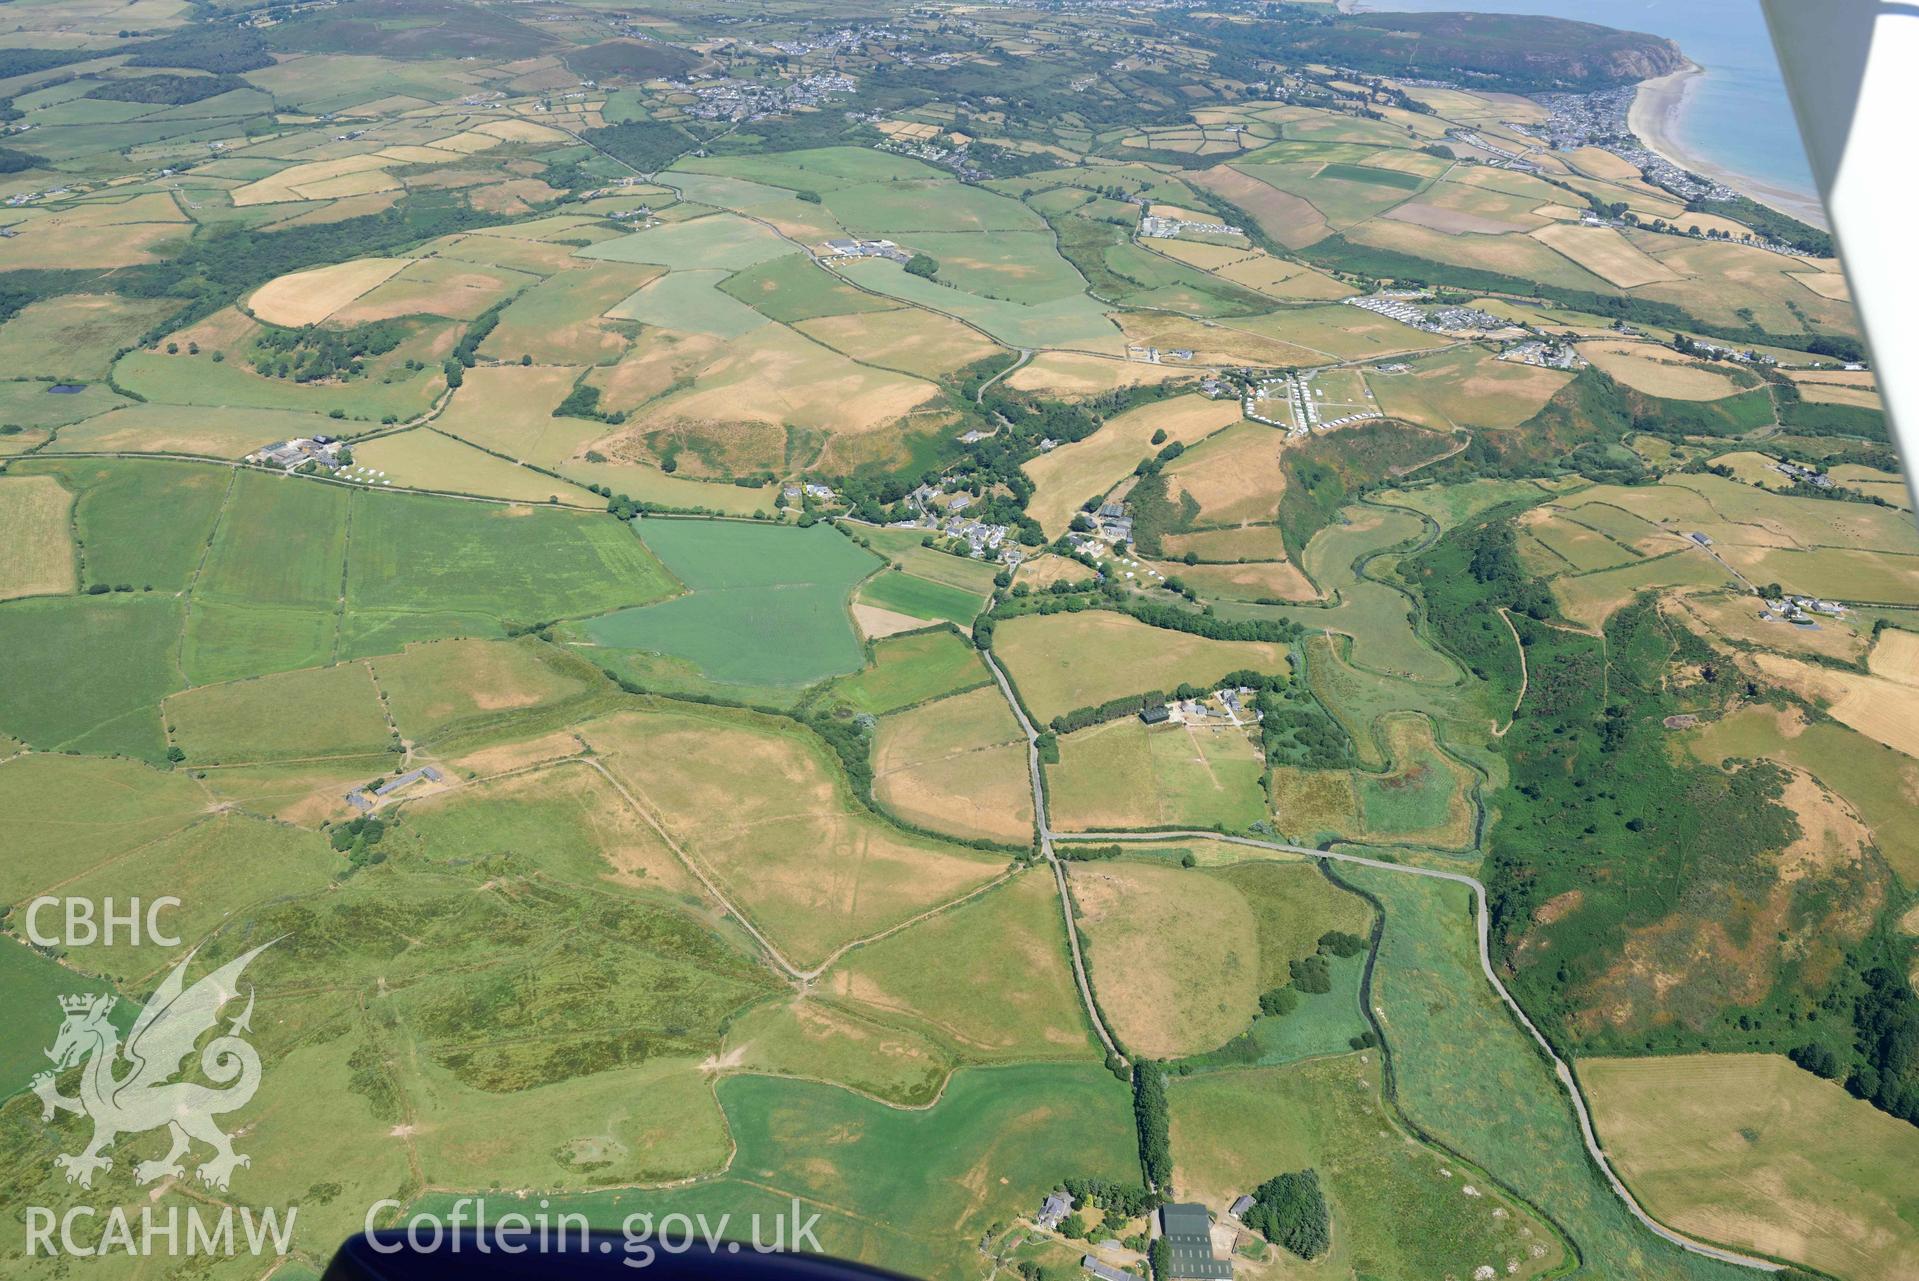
top-left (1170, 1055), bottom-right (1565, 1277)
top-left (854, 567), bottom-right (986, 627)
top-left (583, 520), bottom-right (878, 689)
top-left (347, 493), bottom-right (675, 624)
top-left (0, 12), bottom-right (1902, 1277)
top-left (0, 595), bottom-right (183, 760)
top-left (823, 626), bottom-right (989, 716)
top-left (1338, 865), bottom-right (1746, 1280)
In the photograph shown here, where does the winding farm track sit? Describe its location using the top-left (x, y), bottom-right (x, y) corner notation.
top-left (978, 654), bottom-right (1784, 1274)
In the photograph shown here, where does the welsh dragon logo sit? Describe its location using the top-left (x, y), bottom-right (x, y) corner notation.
top-left (32, 942), bottom-right (275, 1192)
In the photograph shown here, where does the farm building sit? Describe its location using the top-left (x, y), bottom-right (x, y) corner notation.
top-left (1036, 1191), bottom-right (1073, 1231)
top-left (1157, 1204), bottom-right (1232, 1280)
top-left (1081, 1257), bottom-right (1134, 1281)
top-left (1139, 704), bottom-right (1172, 725)
top-left (1228, 1195), bottom-right (1253, 1218)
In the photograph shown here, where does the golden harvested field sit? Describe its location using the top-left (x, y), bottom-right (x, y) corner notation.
top-left (349, 430), bottom-right (599, 504)
top-left (1048, 716), bottom-right (1267, 832)
top-left (851, 603), bottom-right (932, 640)
top-left (795, 307), bottom-right (1002, 379)
top-left (1069, 858), bottom-right (1260, 1058)
top-left (1719, 545), bottom-right (1919, 605)
top-left (0, 475), bottom-right (77, 601)
top-left (1162, 421), bottom-right (1285, 526)
top-left (1023, 394), bottom-right (1244, 538)
top-left (1368, 346), bottom-right (1572, 430)
top-left (1186, 164), bottom-right (1330, 248)
top-left (1747, 651), bottom-right (1919, 758)
top-left (1827, 464), bottom-right (1908, 508)
top-left (581, 707), bottom-right (1005, 970)
top-left (995, 611), bottom-right (1287, 723)
top-left (1160, 557), bottom-right (1316, 602)
top-left (624, 324), bottom-right (944, 477)
top-left (478, 264), bottom-right (663, 366)
top-left (1004, 352), bottom-right (1193, 398)
top-left (230, 155), bottom-right (401, 207)
top-left (0, 219), bottom-right (186, 270)
top-left (1552, 550), bottom-right (1734, 629)
top-left (1788, 271), bottom-right (1851, 301)
top-left (1576, 341), bottom-right (1746, 400)
top-left (1160, 524), bottom-right (1289, 562)
top-left (1013, 553), bottom-right (1094, 590)
top-left (872, 686), bottom-right (1033, 844)
top-left (328, 258), bottom-right (533, 325)
top-left (247, 258), bottom-right (412, 326)
top-left (1582, 1054), bottom-right (1919, 1281)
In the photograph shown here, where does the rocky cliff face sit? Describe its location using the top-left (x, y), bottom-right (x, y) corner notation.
top-left (1279, 11), bottom-right (1688, 93)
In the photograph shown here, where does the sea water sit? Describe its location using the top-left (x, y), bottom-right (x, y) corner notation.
top-left (1353, 0), bottom-right (1816, 203)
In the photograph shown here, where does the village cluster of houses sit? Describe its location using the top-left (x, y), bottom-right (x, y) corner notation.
top-left (887, 482), bottom-right (1025, 564)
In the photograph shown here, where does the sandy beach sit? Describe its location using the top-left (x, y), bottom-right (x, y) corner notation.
top-left (1629, 62), bottom-right (1830, 230)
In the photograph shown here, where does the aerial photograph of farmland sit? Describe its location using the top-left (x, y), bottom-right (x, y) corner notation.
top-left (2, 0), bottom-right (1915, 1279)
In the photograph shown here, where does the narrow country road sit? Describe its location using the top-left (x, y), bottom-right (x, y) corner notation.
top-left (978, 646), bottom-right (1782, 1274)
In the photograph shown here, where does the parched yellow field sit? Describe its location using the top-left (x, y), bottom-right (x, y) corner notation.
top-left (1003, 351), bottom-right (1194, 399)
top-left (1531, 223), bottom-right (1682, 288)
top-left (1670, 590), bottom-right (1871, 664)
top-left (580, 706), bottom-right (1006, 970)
top-left (1576, 340), bottom-right (1746, 400)
top-left (1023, 393), bottom-right (1242, 537)
top-left (795, 307), bottom-right (1002, 379)
top-left (872, 685), bottom-right (1033, 844)
top-left (995, 611), bottom-right (1287, 723)
top-left (349, 429), bottom-right (599, 504)
top-left (1582, 1054), bottom-right (1919, 1281)
top-left (1788, 270), bottom-right (1851, 301)
top-left (1186, 164), bottom-right (1330, 248)
top-left (433, 364), bottom-right (602, 468)
top-left (0, 474), bottom-right (77, 601)
top-left (373, 638), bottom-right (601, 744)
top-left (328, 257), bottom-right (533, 325)
top-left (1161, 420), bottom-right (1285, 526)
top-left (247, 258), bottom-right (412, 327)
top-left (1159, 557), bottom-right (1317, 602)
top-left (1747, 650), bottom-right (1919, 758)
top-left (1369, 345), bottom-right (1572, 430)
top-left (1070, 858), bottom-right (1260, 1059)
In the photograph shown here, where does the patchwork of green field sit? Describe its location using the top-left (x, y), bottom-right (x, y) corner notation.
top-left (0, 379), bottom-right (130, 444)
top-left (1048, 717), bottom-right (1267, 832)
top-left (828, 864), bottom-right (1096, 1061)
top-left (1375, 478), bottom-right (1548, 530)
top-left (113, 330), bottom-right (448, 422)
top-left (430, 362), bottom-right (603, 466)
top-left (1340, 865), bottom-right (1744, 1280)
top-left (0, 293), bottom-right (181, 380)
top-left (722, 995), bottom-right (956, 1106)
top-left (166, 661), bottom-right (391, 765)
top-left (853, 566), bottom-right (986, 628)
top-left (995, 611), bottom-right (1289, 725)
top-left (860, 527), bottom-right (1005, 595)
top-left (1517, 505), bottom-right (1646, 575)
top-left (580, 705), bottom-right (1005, 970)
top-left (581, 520), bottom-right (877, 691)
top-left (408, 1064), bottom-right (1136, 1281)
top-left (0, 594), bottom-right (184, 760)
top-left (1582, 1054), bottom-right (1919, 1281)
top-left (1171, 1055), bottom-right (1565, 1278)
top-left (717, 251), bottom-right (897, 322)
top-left (0, 753), bottom-right (208, 906)
top-left (835, 256), bottom-right (1121, 351)
top-left (40, 402), bottom-right (347, 457)
top-left (872, 685), bottom-right (1032, 844)
top-left (794, 305), bottom-right (1003, 379)
top-left (475, 263), bottom-right (660, 365)
top-left (576, 212), bottom-right (798, 269)
top-left (0, 936), bottom-right (135, 1097)
top-left (820, 626), bottom-right (990, 716)
top-left (345, 492), bottom-right (675, 629)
